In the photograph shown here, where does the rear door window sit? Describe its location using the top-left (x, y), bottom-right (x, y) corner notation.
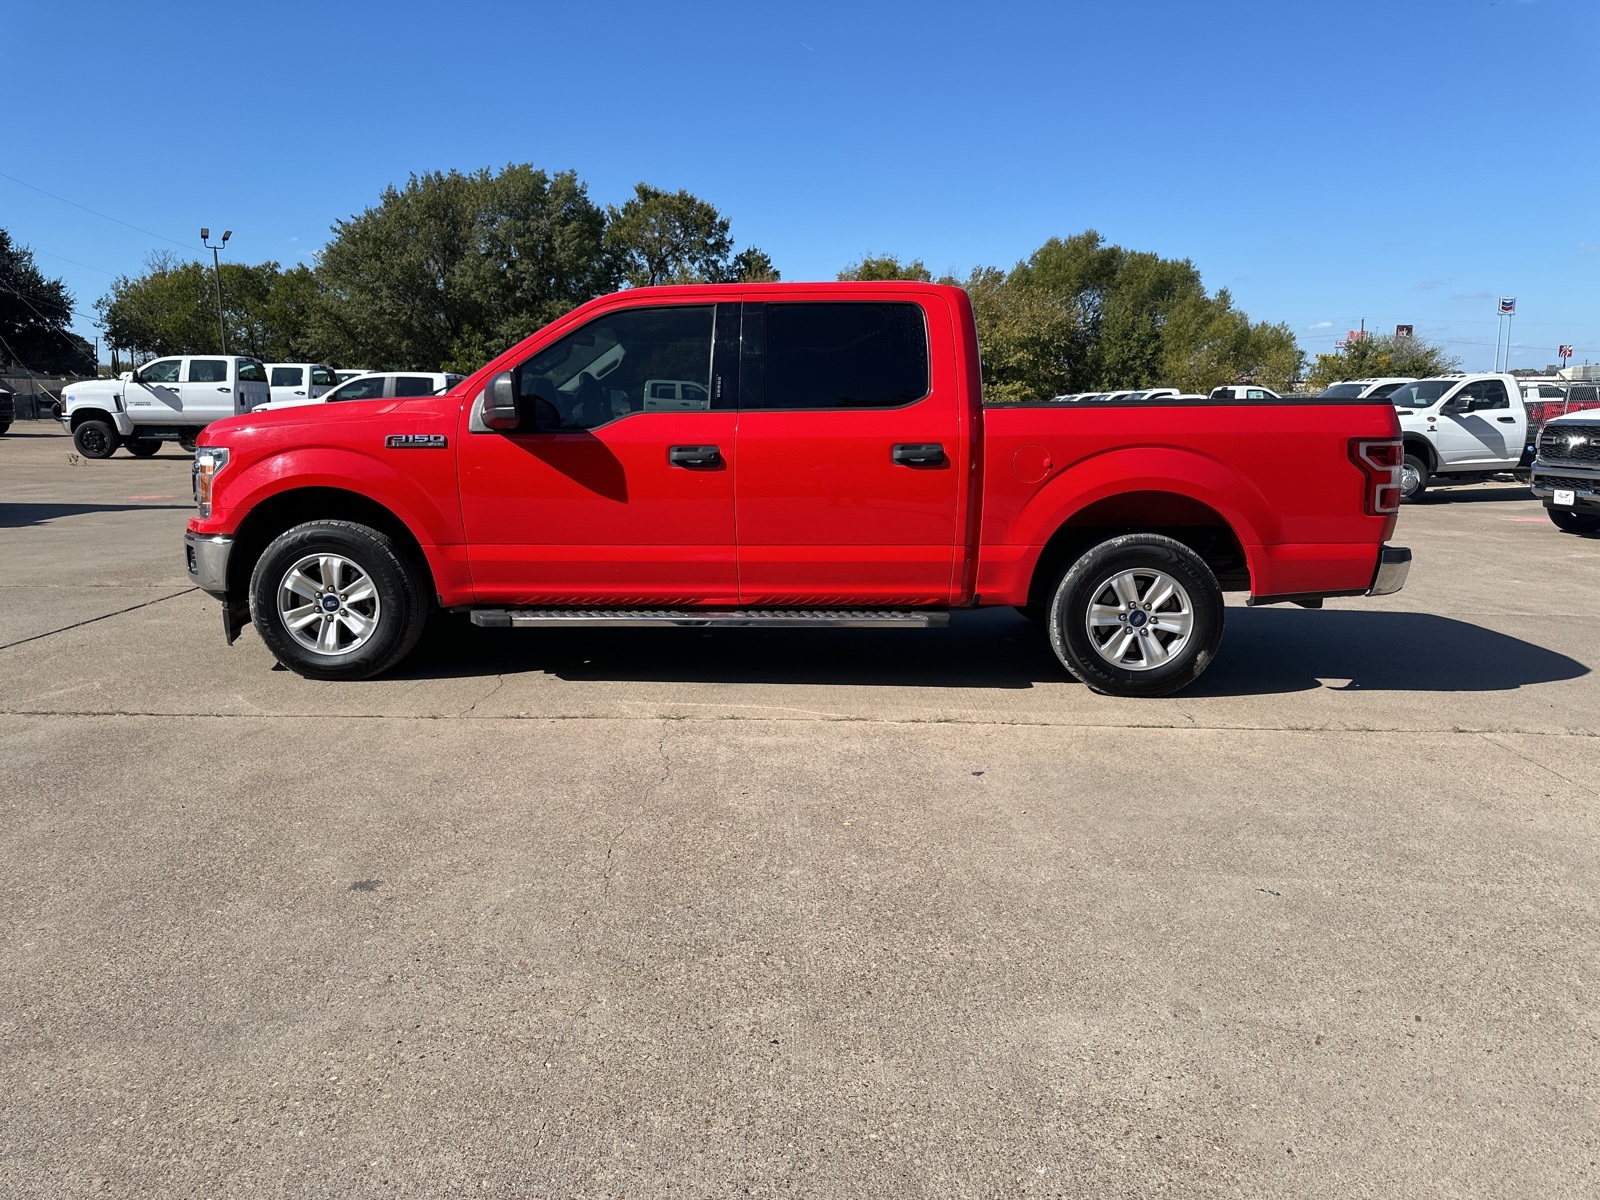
top-left (271, 366), bottom-right (304, 387)
top-left (748, 302), bottom-right (929, 410)
top-left (188, 359), bottom-right (229, 383)
top-left (394, 375), bottom-right (437, 397)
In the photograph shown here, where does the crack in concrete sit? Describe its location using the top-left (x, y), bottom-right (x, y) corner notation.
top-left (1, 707), bottom-right (1598, 739)
top-left (457, 674), bottom-right (507, 718)
top-left (0, 587), bottom-right (199, 651)
top-left (541, 725), bottom-right (674, 1074)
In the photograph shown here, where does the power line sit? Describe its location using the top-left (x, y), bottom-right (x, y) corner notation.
top-left (0, 169), bottom-right (191, 250)
top-left (31, 247), bottom-right (117, 277)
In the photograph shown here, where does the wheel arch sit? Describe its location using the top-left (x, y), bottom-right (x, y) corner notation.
top-left (69, 406), bottom-right (117, 431)
top-left (1402, 434), bottom-right (1437, 473)
top-left (1024, 490), bottom-right (1251, 612)
top-left (226, 487), bottom-right (437, 603)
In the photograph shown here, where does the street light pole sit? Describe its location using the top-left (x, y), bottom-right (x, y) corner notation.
top-left (200, 227), bottom-right (232, 354)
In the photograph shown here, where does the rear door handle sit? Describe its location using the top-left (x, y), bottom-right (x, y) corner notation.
top-left (217, 386), bottom-right (231, 393)
top-left (668, 444), bottom-right (723, 468)
top-left (1496, 416), bottom-right (1515, 423)
top-left (892, 442), bottom-right (947, 466)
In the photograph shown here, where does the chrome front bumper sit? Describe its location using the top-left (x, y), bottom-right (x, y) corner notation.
top-left (184, 532), bottom-right (233, 599)
top-left (1367, 544), bottom-right (1411, 597)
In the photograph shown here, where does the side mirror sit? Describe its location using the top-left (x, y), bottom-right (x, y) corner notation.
top-left (118, 371), bottom-right (133, 382)
top-left (478, 370), bottom-right (519, 431)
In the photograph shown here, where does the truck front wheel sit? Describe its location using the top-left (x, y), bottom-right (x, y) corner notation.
top-left (248, 520), bottom-right (429, 681)
top-left (1547, 507), bottom-right (1600, 535)
top-left (1048, 534), bottom-right (1225, 698)
top-left (73, 419), bottom-right (121, 459)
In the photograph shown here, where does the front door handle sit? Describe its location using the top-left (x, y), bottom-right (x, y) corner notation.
top-left (1496, 416), bottom-right (1516, 423)
top-left (892, 442), bottom-right (947, 467)
top-left (217, 386), bottom-right (231, 393)
top-left (668, 444), bottom-right (723, 468)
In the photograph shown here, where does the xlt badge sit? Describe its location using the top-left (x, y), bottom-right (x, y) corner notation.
top-left (385, 434), bottom-right (447, 449)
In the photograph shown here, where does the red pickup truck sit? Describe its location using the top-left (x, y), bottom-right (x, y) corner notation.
top-left (185, 282), bottom-right (1409, 697)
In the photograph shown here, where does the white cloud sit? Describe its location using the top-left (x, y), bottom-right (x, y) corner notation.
top-left (1307, 320), bottom-right (1333, 330)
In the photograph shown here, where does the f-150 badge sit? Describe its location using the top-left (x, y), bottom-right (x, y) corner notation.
top-left (385, 434), bottom-right (447, 449)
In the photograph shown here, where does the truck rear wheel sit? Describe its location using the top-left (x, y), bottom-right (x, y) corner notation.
top-left (1400, 454), bottom-right (1429, 502)
top-left (1547, 507), bottom-right (1600, 535)
top-left (178, 430), bottom-right (199, 452)
top-left (248, 520), bottom-right (429, 681)
top-left (73, 419), bottom-right (120, 459)
top-left (125, 437), bottom-right (161, 457)
top-left (1048, 534), bottom-right (1225, 698)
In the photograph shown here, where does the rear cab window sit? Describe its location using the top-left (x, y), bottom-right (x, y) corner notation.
top-left (746, 302), bottom-right (929, 410)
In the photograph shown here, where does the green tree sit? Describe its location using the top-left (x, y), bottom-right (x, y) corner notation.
top-left (0, 228), bottom-right (94, 374)
top-left (837, 254), bottom-right (933, 282)
top-left (963, 266), bottom-right (1080, 404)
top-left (1305, 333), bottom-right (1460, 391)
top-left (603, 184), bottom-right (733, 288)
top-left (97, 253), bottom-right (320, 363)
top-left (313, 164), bottom-right (612, 373)
top-left (730, 247), bottom-right (781, 282)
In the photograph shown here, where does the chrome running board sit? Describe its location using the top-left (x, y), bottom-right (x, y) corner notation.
top-left (470, 608), bottom-right (950, 629)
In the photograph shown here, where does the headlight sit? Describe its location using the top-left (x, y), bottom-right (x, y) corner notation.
top-left (192, 446), bottom-right (230, 518)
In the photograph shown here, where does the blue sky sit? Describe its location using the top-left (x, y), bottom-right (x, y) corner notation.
top-left (6, 0), bottom-right (1597, 372)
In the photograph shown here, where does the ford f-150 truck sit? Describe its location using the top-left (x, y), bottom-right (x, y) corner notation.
top-left (184, 283), bottom-right (1410, 697)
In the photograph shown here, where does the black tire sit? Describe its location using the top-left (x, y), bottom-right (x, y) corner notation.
top-left (73, 419), bottom-right (120, 459)
top-left (1047, 533), bottom-right (1225, 698)
top-left (1400, 453), bottom-right (1429, 503)
top-left (0, 422), bottom-right (11, 436)
top-left (249, 520), bottom-right (429, 681)
top-left (177, 430), bottom-right (199, 452)
top-left (1547, 507), bottom-right (1600, 534)
top-left (125, 437), bottom-right (161, 457)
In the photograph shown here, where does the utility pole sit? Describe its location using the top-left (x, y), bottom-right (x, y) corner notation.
top-left (200, 227), bottom-right (232, 354)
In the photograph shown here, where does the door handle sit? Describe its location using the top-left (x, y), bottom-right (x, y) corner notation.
top-left (293, 390), bottom-right (305, 395)
top-left (668, 444), bottom-right (723, 468)
top-left (892, 442), bottom-right (947, 466)
top-left (217, 386), bottom-right (231, 393)
top-left (1496, 416), bottom-right (1515, 423)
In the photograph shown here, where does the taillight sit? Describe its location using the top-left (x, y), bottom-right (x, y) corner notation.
top-left (1350, 438), bottom-right (1402, 516)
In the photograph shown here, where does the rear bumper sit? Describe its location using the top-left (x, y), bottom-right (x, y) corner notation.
top-left (1247, 543), bottom-right (1410, 607)
top-left (1366, 544), bottom-right (1411, 597)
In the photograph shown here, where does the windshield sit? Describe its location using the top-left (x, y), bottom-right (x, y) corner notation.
top-left (1321, 382), bottom-right (1365, 398)
top-left (1390, 380), bottom-right (1455, 408)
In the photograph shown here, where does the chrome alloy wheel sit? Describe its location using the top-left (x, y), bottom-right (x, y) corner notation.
top-left (277, 553), bottom-right (381, 656)
top-left (1084, 568), bottom-right (1195, 671)
top-left (1400, 461), bottom-right (1421, 497)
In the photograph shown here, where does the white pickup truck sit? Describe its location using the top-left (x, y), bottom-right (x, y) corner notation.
top-left (264, 362), bottom-right (339, 409)
top-left (60, 355), bottom-right (271, 457)
top-left (1392, 373), bottom-right (1526, 501)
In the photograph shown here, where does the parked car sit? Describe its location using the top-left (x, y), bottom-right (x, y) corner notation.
top-left (60, 356), bottom-right (271, 457)
top-left (184, 282), bottom-right (1408, 696)
top-left (0, 383), bottom-right (13, 435)
top-left (1390, 374), bottom-right (1526, 501)
top-left (254, 371), bottom-right (465, 412)
top-left (264, 363), bottom-right (339, 409)
top-left (333, 368), bottom-right (372, 385)
top-left (1209, 385), bottom-right (1282, 401)
top-left (1318, 378), bottom-right (1415, 400)
top-left (1531, 409), bottom-right (1600, 533)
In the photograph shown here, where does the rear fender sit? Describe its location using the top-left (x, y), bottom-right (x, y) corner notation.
top-left (1010, 446), bottom-right (1275, 552)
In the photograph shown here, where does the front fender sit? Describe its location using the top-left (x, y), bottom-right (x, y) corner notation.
top-left (211, 445), bottom-right (464, 548)
top-left (1006, 445), bottom-right (1276, 550)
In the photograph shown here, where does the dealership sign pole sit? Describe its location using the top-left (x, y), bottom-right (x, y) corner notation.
top-left (1497, 297), bottom-right (1516, 371)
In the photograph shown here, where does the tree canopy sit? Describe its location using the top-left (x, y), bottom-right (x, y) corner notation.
top-left (0, 229), bottom-right (95, 374)
top-left (1305, 333), bottom-right (1460, 391)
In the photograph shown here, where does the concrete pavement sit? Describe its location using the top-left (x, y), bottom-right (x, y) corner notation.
top-left (1, 424), bottom-right (1594, 1197)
